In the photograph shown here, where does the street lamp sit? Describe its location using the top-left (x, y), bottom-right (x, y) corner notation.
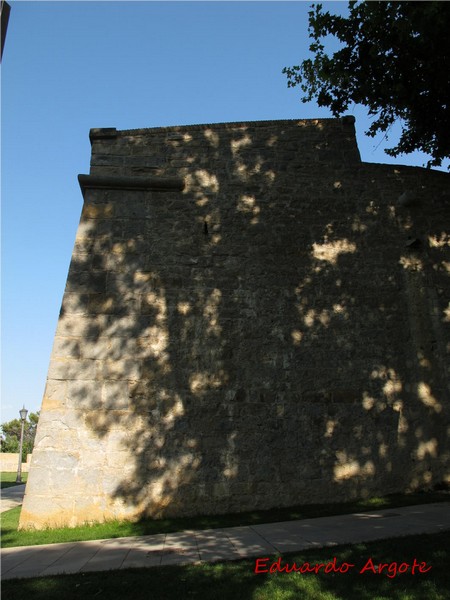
top-left (15, 406), bottom-right (28, 483)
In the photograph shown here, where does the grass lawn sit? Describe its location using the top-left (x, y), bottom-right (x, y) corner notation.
top-left (1, 490), bottom-right (448, 549)
top-left (1, 472), bottom-right (28, 489)
top-left (2, 531), bottom-right (449, 599)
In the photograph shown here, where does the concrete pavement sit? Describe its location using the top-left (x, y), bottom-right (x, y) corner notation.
top-left (1, 484), bottom-right (26, 513)
top-left (1, 502), bottom-right (449, 580)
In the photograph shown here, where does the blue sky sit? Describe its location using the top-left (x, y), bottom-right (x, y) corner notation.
top-left (1, 1), bottom-right (446, 424)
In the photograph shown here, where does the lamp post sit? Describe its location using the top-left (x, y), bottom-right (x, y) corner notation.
top-left (15, 406), bottom-right (28, 483)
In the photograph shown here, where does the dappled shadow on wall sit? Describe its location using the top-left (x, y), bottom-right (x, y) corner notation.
top-left (39, 120), bottom-right (449, 525)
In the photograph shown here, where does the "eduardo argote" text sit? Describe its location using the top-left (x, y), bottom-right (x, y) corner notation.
top-left (254, 556), bottom-right (432, 579)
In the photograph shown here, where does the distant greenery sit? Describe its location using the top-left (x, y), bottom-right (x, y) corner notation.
top-left (3, 531), bottom-right (450, 600)
top-left (0, 412), bottom-right (39, 461)
top-left (1, 472), bottom-right (28, 489)
top-left (1, 490), bottom-right (448, 548)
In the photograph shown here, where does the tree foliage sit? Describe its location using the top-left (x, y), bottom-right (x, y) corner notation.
top-left (283, 1), bottom-right (450, 167)
top-left (0, 412), bottom-right (39, 460)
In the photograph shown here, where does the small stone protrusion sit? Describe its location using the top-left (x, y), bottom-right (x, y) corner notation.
top-left (89, 127), bottom-right (117, 143)
top-left (405, 236), bottom-right (421, 249)
top-left (341, 115), bottom-right (356, 126)
top-left (398, 190), bottom-right (419, 207)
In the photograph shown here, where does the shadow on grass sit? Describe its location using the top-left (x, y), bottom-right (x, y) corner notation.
top-left (1, 472), bottom-right (28, 489)
top-left (2, 491), bottom-right (449, 548)
top-left (1, 482), bottom-right (23, 490)
top-left (2, 532), bottom-right (450, 600)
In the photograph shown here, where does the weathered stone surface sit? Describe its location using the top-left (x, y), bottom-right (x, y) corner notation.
top-left (20, 117), bottom-right (450, 530)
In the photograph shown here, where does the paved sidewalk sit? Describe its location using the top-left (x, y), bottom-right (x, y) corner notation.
top-left (1, 484), bottom-right (26, 513)
top-left (2, 502), bottom-right (449, 581)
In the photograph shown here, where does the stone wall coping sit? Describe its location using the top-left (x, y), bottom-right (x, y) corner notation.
top-left (89, 116), bottom-right (357, 142)
top-left (78, 174), bottom-right (185, 196)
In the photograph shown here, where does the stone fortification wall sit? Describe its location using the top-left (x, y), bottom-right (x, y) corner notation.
top-left (20, 118), bottom-right (450, 529)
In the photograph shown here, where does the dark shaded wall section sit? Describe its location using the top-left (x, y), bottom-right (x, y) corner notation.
top-left (21, 118), bottom-right (449, 529)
